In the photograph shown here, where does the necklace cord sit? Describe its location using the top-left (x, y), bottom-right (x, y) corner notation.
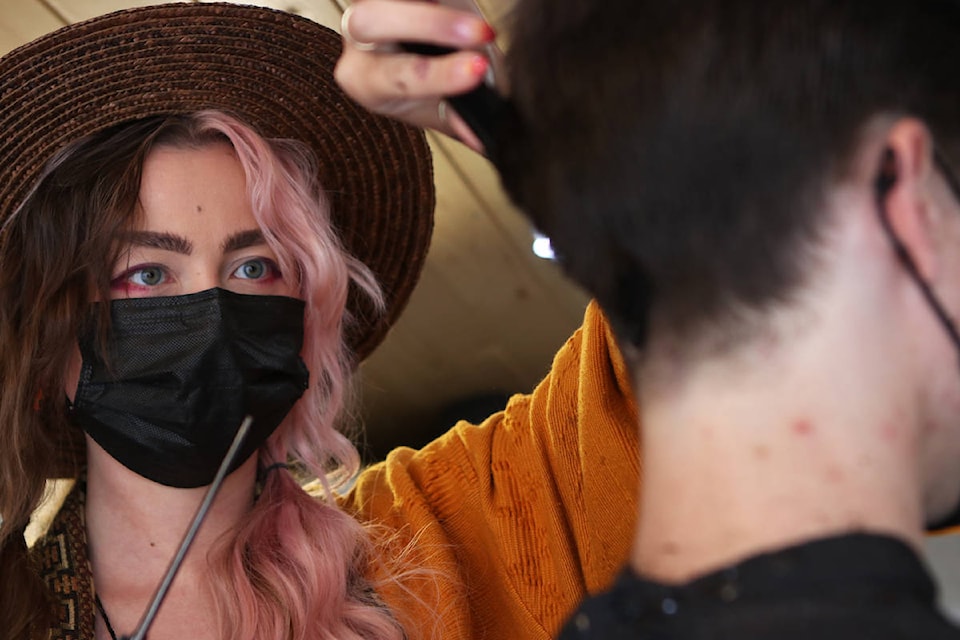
top-left (94, 593), bottom-right (119, 640)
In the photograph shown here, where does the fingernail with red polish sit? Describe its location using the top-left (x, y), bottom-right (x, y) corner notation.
top-left (470, 55), bottom-right (489, 77)
top-left (480, 22), bottom-right (496, 42)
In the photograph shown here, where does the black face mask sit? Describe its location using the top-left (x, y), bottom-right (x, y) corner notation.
top-left (69, 288), bottom-right (310, 488)
top-left (875, 148), bottom-right (960, 531)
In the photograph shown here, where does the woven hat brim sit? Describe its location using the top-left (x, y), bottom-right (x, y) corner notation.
top-left (0, 2), bottom-right (435, 362)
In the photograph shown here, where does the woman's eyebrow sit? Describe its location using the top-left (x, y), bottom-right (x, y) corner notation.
top-left (222, 229), bottom-right (266, 253)
top-left (120, 230), bottom-right (192, 254)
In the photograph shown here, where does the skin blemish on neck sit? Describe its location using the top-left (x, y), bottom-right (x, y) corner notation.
top-left (752, 444), bottom-right (770, 460)
top-left (825, 466), bottom-right (844, 484)
top-left (196, 204), bottom-right (203, 213)
top-left (792, 419), bottom-right (815, 437)
top-left (660, 541), bottom-right (680, 556)
top-left (881, 423), bottom-right (899, 443)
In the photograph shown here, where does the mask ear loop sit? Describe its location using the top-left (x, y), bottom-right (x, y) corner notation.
top-left (874, 147), bottom-right (960, 532)
top-left (873, 148), bottom-right (960, 356)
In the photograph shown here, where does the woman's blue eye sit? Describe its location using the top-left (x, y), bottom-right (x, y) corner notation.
top-left (235, 259), bottom-right (269, 280)
top-left (131, 266), bottom-right (165, 286)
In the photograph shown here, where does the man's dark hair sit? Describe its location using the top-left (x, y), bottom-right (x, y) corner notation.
top-left (498, 0), bottom-right (960, 353)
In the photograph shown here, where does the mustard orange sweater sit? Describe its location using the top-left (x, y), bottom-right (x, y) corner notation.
top-left (342, 301), bottom-right (641, 638)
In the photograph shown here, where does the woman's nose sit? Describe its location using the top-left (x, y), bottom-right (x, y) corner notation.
top-left (183, 266), bottom-right (221, 294)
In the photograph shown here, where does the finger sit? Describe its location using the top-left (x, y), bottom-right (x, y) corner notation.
top-left (445, 107), bottom-right (485, 155)
top-left (344, 0), bottom-right (495, 50)
top-left (380, 100), bottom-right (484, 154)
top-left (336, 48), bottom-right (487, 111)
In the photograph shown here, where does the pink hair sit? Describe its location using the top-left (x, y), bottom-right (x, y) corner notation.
top-left (170, 111), bottom-right (403, 639)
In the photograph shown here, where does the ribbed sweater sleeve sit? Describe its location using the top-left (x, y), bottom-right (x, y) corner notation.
top-left (341, 301), bottom-right (641, 639)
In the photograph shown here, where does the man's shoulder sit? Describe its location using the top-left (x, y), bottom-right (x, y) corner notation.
top-left (558, 534), bottom-right (960, 640)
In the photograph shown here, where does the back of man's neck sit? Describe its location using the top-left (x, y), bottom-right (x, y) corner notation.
top-left (629, 339), bottom-right (925, 583)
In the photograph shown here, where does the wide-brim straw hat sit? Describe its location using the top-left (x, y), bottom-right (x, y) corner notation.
top-left (0, 2), bottom-right (435, 475)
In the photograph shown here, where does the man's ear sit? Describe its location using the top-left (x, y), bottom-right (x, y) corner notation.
top-left (879, 118), bottom-right (939, 281)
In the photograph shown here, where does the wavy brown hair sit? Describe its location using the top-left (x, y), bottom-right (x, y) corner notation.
top-left (0, 117), bottom-right (164, 638)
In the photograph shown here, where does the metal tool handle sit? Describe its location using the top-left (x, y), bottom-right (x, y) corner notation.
top-left (121, 415), bottom-right (253, 640)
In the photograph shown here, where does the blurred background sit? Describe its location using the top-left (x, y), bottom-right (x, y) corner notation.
top-left (4, 0), bottom-right (960, 623)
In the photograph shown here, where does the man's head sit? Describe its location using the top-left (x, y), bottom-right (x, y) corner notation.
top-left (499, 0), bottom-right (960, 525)
top-left (501, 0), bottom-right (960, 351)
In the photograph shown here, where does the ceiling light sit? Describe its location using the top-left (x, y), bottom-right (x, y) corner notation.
top-left (532, 232), bottom-right (556, 260)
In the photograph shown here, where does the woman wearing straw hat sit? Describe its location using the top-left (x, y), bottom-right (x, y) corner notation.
top-left (0, 4), bottom-right (639, 640)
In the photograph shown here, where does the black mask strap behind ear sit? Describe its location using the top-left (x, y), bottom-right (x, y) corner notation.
top-left (876, 148), bottom-right (898, 194)
top-left (874, 148), bottom-right (960, 358)
top-left (875, 148), bottom-right (960, 531)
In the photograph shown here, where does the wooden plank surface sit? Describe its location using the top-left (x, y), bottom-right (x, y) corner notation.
top-left (0, 0), bottom-right (65, 54)
top-left (358, 134), bottom-right (587, 454)
top-left (41, 0), bottom-right (166, 23)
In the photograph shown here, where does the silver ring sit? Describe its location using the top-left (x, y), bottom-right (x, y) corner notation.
top-left (438, 99), bottom-right (449, 125)
top-left (341, 5), bottom-right (379, 52)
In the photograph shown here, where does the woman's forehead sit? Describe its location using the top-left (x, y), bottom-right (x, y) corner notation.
top-left (136, 143), bottom-right (253, 235)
